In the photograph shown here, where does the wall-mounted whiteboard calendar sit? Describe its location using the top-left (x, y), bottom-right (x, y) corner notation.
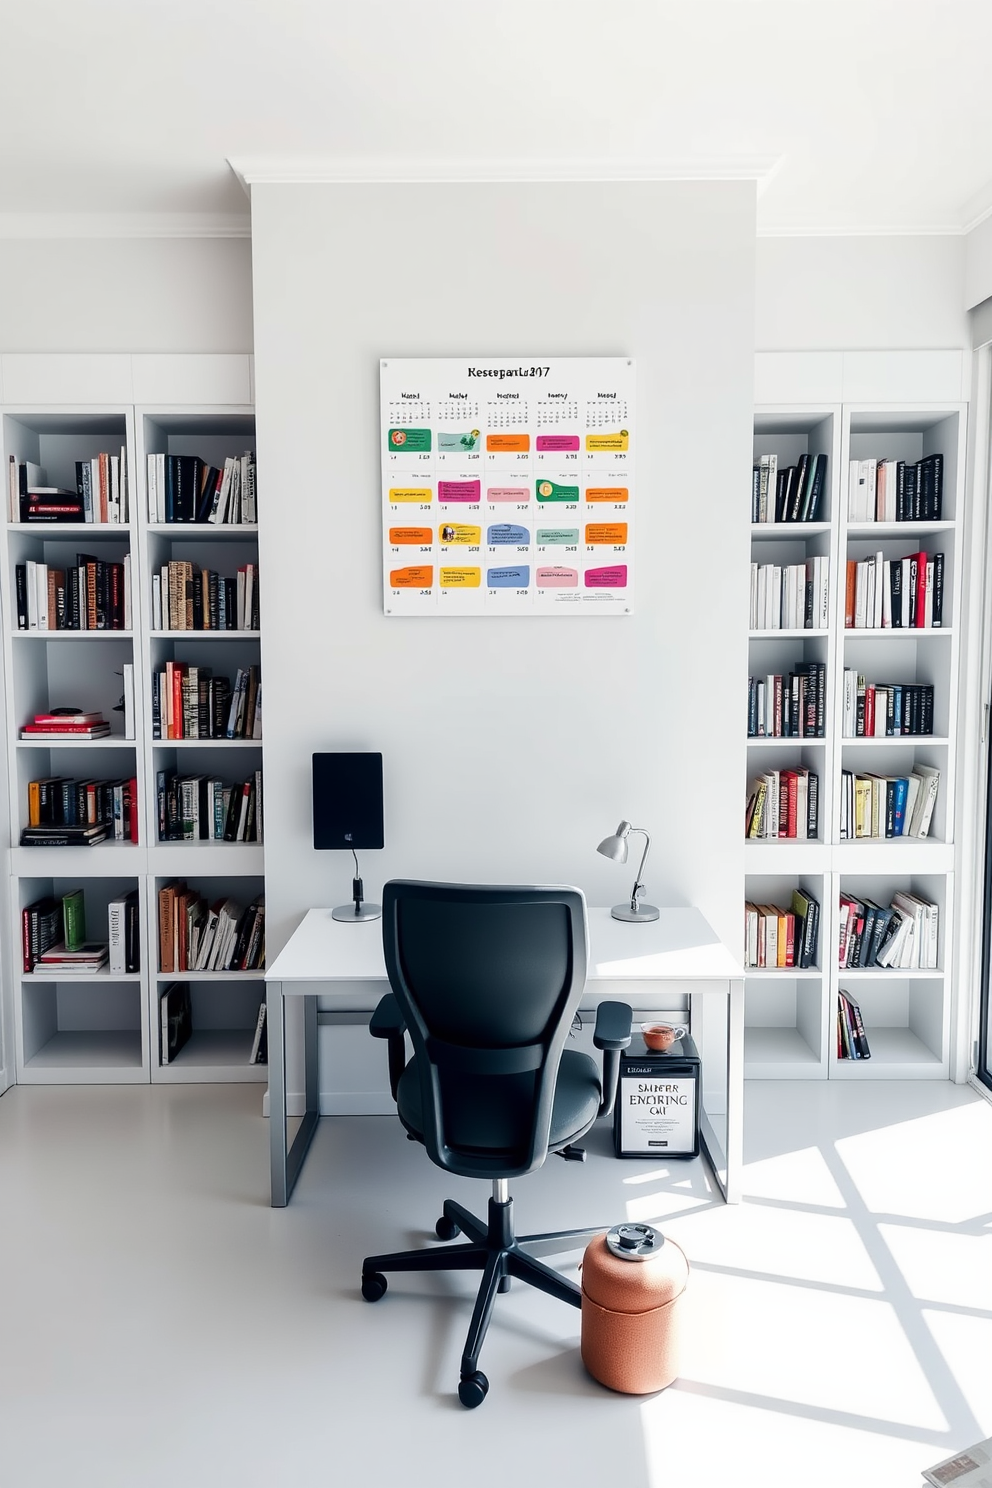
top-left (380, 357), bottom-right (635, 616)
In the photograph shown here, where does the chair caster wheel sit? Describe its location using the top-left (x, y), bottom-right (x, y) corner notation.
top-left (458, 1371), bottom-right (489, 1408)
top-left (361, 1271), bottom-right (387, 1302)
top-left (435, 1215), bottom-right (460, 1241)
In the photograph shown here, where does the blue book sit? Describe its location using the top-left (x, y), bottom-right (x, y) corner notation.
top-left (890, 775), bottom-right (909, 836)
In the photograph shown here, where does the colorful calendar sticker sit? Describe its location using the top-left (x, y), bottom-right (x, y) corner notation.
top-left (585, 565), bottom-right (627, 588)
top-left (586, 487), bottom-right (628, 503)
top-left (487, 524), bottom-right (529, 545)
top-left (388, 428), bottom-right (432, 452)
top-left (536, 480), bottom-right (579, 502)
top-left (438, 479), bottom-right (482, 503)
top-left (389, 527), bottom-right (433, 545)
top-left (536, 567), bottom-right (578, 587)
top-left (390, 487), bottom-right (432, 503)
top-left (487, 486), bottom-right (529, 502)
top-left (438, 430), bottom-right (481, 452)
top-left (487, 567), bottom-right (530, 588)
top-left (536, 528), bottom-right (579, 545)
top-left (438, 524), bottom-right (481, 545)
top-left (391, 565), bottom-right (434, 587)
top-left (381, 358), bottom-right (634, 615)
top-left (586, 523), bottom-right (628, 545)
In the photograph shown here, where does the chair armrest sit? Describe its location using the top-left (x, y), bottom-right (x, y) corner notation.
top-left (593, 1001), bottom-right (632, 1120)
top-left (369, 994), bottom-right (407, 1102)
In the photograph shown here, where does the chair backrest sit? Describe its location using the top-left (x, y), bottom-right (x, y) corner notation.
top-left (381, 881), bottom-right (589, 1179)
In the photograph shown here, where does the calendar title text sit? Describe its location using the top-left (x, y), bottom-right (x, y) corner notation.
top-left (466, 365), bottom-right (550, 379)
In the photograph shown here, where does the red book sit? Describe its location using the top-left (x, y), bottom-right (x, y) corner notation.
top-left (22, 722), bottom-right (108, 735)
top-left (98, 452), bottom-right (109, 523)
top-left (784, 770), bottom-right (798, 838)
top-left (21, 908), bottom-right (31, 973)
top-left (128, 777), bottom-right (139, 844)
top-left (785, 912), bottom-right (796, 968)
top-left (845, 561), bottom-right (857, 628)
top-left (914, 550), bottom-right (928, 627)
top-left (33, 711), bottom-right (103, 725)
top-left (864, 687), bottom-right (875, 737)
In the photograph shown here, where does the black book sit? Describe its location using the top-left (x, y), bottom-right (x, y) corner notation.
top-left (15, 564), bottom-right (27, 629)
top-left (839, 991), bottom-right (871, 1059)
top-left (932, 551), bottom-right (944, 627)
top-left (866, 907), bottom-right (893, 967)
top-left (173, 454), bottom-right (204, 523)
top-left (922, 686), bottom-right (934, 735)
top-left (801, 452), bottom-right (826, 522)
top-left (223, 783), bottom-right (244, 842)
top-left (894, 460), bottom-right (907, 521)
top-left (806, 771), bottom-right (819, 838)
top-left (75, 460), bottom-right (92, 517)
top-left (902, 464), bottom-right (917, 521)
top-left (196, 465), bottom-right (223, 523)
top-left (192, 570), bottom-right (204, 631)
top-left (68, 567), bottom-right (81, 630)
top-left (751, 465), bottom-right (761, 522)
top-left (160, 983), bottom-right (192, 1063)
top-left (908, 557), bottom-right (918, 627)
top-left (124, 890), bottom-right (140, 973)
top-left (20, 824), bottom-right (108, 846)
top-left (890, 560), bottom-right (903, 627)
top-left (776, 466), bottom-right (794, 524)
top-left (786, 453), bottom-right (809, 522)
top-left (859, 901), bottom-right (879, 964)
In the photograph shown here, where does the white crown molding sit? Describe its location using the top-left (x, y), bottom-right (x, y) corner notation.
top-left (227, 154), bottom-right (780, 192)
top-left (757, 221), bottom-right (966, 238)
top-left (0, 212), bottom-right (250, 239)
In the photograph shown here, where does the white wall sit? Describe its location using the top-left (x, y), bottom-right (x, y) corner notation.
top-left (0, 237), bottom-right (252, 352)
top-left (756, 235), bottom-right (969, 351)
top-left (250, 181), bottom-right (756, 968)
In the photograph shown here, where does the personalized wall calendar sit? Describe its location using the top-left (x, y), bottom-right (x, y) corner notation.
top-left (380, 357), bottom-right (635, 616)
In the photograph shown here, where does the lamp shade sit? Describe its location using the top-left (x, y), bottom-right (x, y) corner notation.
top-left (597, 821), bottom-right (631, 863)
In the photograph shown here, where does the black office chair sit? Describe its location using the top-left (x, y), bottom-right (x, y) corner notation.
top-left (361, 880), bottom-right (632, 1407)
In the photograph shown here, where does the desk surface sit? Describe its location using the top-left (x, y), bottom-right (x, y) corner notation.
top-left (266, 904), bottom-right (743, 985)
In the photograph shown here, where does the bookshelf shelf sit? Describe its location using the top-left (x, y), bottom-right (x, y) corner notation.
top-left (2, 384), bottom-right (264, 1086)
top-left (748, 400), bottom-right (963, 1081)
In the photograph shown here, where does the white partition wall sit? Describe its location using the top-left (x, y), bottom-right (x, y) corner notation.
top-left (247, 179), bottom-right (757, 1109)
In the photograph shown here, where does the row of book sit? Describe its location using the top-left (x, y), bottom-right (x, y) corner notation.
top-left (837, 991), bottom-right (871, 1059)
top-left (151, 560), bottom-right (259, 632)
top-left (151, 664), bottom-right (261, 740)
top-left (157, 883), bottom-right (265, 973)
top-left (21, 706), bottom-right (116, 742)
top-left (749, 557), bottom-right (830, 631)
top-left (839, 765), bottom-right (939, 840)
top-left (747, 662), bottom-right (826, 738)
top-left (751, 453), bottom-right (827, 524)
top-left (841, 672), bottom-right (934, 737)
top-left (22, 775), bottom-right (139, 847)
top-left (746, 768), bottom-right (819, 840)
top-left (744, 889), bottom-right (820, 969)
top-left (844, 551), bottom-right (944, 629)
top-left (156, 770), bottom-right (263, 843)
top-left (21, 888), bottom-right (139, 973)
top-left (848, 453), bottom-right (942, 523)
top-left (147, 451), bottom-right (256, 525)
top-left (839, 890), bottom-right (939, 970)
top-left (8, 452), bottom-right (129, 524)
top-left (159, 986), bottom-right (267, 1065)
top-left (15, 556), bottom-right (132, 631)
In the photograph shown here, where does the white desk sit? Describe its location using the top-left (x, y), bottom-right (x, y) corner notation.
top-left (265, 905), bottom-right (745, 1205)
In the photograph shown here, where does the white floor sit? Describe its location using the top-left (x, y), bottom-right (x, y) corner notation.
top-left (0, 1080), bottom-right (990, 1488)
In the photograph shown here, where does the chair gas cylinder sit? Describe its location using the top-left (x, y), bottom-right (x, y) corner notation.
top-left (580, 1223), bottom-right (689, 1394)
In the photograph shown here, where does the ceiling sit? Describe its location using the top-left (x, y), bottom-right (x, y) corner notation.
top-left (1, 0), bottom-right (991, 236)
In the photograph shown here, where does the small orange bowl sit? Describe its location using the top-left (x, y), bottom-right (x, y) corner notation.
top-left (642, 1024), bottom-right (678, 1052)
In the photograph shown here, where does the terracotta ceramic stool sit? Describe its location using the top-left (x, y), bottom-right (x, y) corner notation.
top-left (580, 1223), bottom-right (689, 1394)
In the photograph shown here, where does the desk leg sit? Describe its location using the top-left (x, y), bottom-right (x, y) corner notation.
top-left (725, 976), bottom-right (745, 1204)
top-left (692, 981), bottom-right (744, 1205)
top-left (268, 984), bottom-right (321, 1207)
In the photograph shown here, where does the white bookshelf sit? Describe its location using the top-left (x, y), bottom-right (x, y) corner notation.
top-left (0, 379), bottom-right (265, 1086)
top-left (747, 401), bottom-right (965, 1079)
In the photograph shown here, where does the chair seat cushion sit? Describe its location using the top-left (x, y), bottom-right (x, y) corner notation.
top-left (396, 1048), bottom-right (602, 1154)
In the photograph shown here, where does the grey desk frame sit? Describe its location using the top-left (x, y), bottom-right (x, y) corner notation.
top-left (265, 904), bottom-right (745, 1206)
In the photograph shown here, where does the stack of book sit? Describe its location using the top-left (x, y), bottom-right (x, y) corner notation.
top-left (15, 555), bottom-right (132, 630)
top-left (749, 557), bottom-right (829, 630)
top-left (151, 560), bottom-right (259, 631)
top-left (751, 452), bottom-right (827, 523)
top-left (839, 891), bottom-right (938, 970)
top-left (847, 452), bottom-right (942, 522)
top-left (837, 991), bottom-right (871, 1059)
top-left (747, 662), bottom-right (826, 737)
top-left (146, 450), bottom-right (256, 525)
top-left (844, 550), bottom-right (943, 628)
top-left (151, 663), bottom-right (260, 740)
top-left (838, 765), bottom-right (939, 839)
top-left (840, 672), bottom-right (934, 737)
top-left (155, 770), bottom-right (262, 843)
top-left (8, 451), bottom-right (129, 524)
top-left (22, 775), bottom-right (138, 847)
top-left (746, 768), bottom-right (819, 840)
top-left (158, 884), bottom-right (265, 973)
top-left (20, 708), bottom-right (112, 741)
top-left (744, 888), bottom-right (820, 968)
top-left (36, 942), bottom-right (109, 974)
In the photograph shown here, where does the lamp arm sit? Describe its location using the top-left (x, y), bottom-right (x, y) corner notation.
top-left (628, 827), bottom-right (652, 911)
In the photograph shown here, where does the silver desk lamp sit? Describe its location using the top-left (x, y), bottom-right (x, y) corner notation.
top-left (597, 820), bottom-right (660, 922)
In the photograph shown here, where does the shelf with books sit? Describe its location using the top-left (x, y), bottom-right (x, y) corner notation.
top-left (3, 410), bottom-right (132, 526)
top-left (153, 980), bottom-right (266, 1084)
top-left (746, 744), bottom-right (823, 844)
top-left (830, 982), bottom-right (945, 1075)
top-left (743, 873), bottom-right (826, 1078)
top-left (137, 411), bottom-right (255, 527)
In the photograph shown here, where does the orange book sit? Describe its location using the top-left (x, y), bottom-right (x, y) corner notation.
top-left (172, 663), bottom-right (184, 741)
top-left (98, 452), bottom-right (109, 523)
top-left (27, 778), bottom-right (41, 827)
top-left (845, 560), bottom-right (857, 628)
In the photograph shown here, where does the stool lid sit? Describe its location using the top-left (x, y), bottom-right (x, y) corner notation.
top-left (582, 1227), bottom-right (689, 1312)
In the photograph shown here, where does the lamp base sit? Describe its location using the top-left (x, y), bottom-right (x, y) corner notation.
top-left (331, 902), bottom-right (382, 923)
top-left (611, 902), bottom-right (660, 923)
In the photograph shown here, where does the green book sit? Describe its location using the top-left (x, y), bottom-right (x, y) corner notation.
top-left (62, 888), bottom-right (86, 952)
